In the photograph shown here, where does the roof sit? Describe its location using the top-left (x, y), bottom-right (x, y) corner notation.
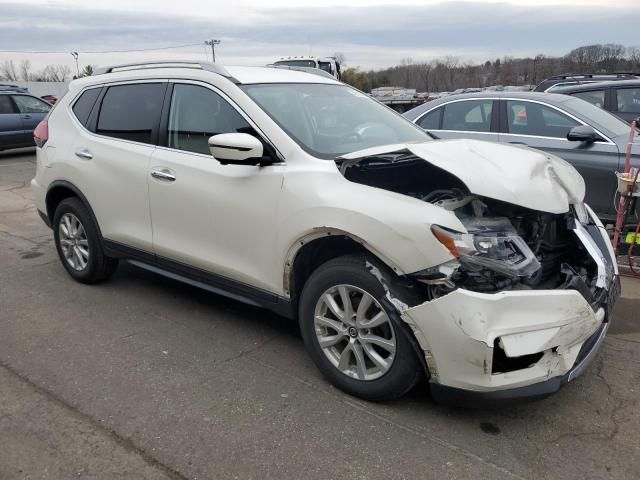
top-left (228, 66), bottom-right (338, 83)
top-left (89, 61), bottom-right (339, 86)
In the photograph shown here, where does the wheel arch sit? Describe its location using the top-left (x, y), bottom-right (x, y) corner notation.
top-left (46, 181), bottom-right (103, 238)
top-left (283, 228), bottom-right (404, 302)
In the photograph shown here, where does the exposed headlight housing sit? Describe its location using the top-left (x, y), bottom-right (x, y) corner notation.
top-left (431, 217), bottom-right (541, 278)
top-left (573, 201), bottom-right (590, 225)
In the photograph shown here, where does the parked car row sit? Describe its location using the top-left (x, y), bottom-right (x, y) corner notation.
top-left (404, 90), bottom-right (639, 222)
top-left (0, 90), bottom-right (52, 151)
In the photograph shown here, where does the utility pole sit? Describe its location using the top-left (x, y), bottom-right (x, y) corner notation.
top-left (205, 39), bottom-right (221, 63)
top-left (70, 51), bottom-right (79, 78)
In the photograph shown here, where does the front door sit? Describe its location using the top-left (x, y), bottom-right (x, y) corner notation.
top-left (498, 99), bottom-right (620, 217)
top-left (148, 82), bottom-right (284, 292)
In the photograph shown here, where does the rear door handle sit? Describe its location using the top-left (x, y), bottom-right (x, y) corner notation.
top-left (150, 168), bottom-right (176, 182)
top-left (508, 141), bottom-right (527, 145)
top-left (23, 114), bottom-right (32, 119)
top-left (75, 149), bottom-right (93, 160)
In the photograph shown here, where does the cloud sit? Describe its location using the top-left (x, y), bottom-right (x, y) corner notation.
top-left (0, 1), bottom-right (638, 70)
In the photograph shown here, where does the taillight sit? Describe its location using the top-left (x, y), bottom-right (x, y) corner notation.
top-left (34, 120), bottom-right (48, 148)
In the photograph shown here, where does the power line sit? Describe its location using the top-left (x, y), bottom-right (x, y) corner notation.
top-left (0, 43), bottom-right (203, 54)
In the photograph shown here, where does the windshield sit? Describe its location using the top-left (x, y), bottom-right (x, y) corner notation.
top-left (274, 60), bottom-right (317, 68)
top-left (564, 97), bottom-right (632, 138)
top-left (241, 83), bottom-right (431, 158)
top-left (318, 62), bottom-right (332, 74)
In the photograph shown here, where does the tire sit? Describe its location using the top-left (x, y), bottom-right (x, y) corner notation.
top-left (298, 254), bottom-right (424, 401)
top-left (53, 197), bottom-right (118, 283)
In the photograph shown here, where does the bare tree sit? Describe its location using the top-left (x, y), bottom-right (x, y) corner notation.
top-left (332, 52), bottom-right (346, 66)
top-left (80, 64), bottom-right (96, 77)
top-left (39, 64), bottom-right (72, 82)
top-left (0, 60), bottom-right (19, 81)
top-left (19, 60), bottom-right (32, 81)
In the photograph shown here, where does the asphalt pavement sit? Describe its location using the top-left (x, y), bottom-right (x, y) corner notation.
top-left (1, 150), bottom-right (639, 480)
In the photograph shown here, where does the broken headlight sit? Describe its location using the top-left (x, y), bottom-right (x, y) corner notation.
top-left (431, 217), bottom-right (541, 278)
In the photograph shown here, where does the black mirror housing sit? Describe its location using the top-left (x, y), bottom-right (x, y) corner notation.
top-left (567, 125), bottom-right (598, 143)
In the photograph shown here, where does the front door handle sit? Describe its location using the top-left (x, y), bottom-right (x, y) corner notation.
top-left (23, 114), bottom-right (32, 120)
top-left (151, 168), bottom-right (176, 182)
top-left (508, 141), bottom-right (527, 145)
top-left (75, 149), bottom-right (93, 160)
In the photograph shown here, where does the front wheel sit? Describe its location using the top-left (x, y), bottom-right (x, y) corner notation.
top-left (298, 255), bottom-right (423, 401)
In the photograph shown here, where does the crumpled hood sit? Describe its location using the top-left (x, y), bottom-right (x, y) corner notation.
top-left (340, 139), bottom-right (586, 214)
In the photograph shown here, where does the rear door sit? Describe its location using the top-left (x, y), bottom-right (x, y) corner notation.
top-left (414, 99), bottom-right (499, 142)
top-left (498, 99), bottom-right (620, 217)
top-left (11, 94), bottom-right (51, 144)
top-left (71, 81), bottom-right (166, 252)
top-left (612, 86), bottom-right (640, 124)
top-left (0, 95), bottom-right (24, 148)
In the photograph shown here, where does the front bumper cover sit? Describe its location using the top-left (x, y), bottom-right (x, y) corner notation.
top-left (400, 218), bottom-right (620, 406)
top-left (429, 306), bottom-right (612, 407)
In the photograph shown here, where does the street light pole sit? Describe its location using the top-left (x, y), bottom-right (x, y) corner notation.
top-left (205, 39), bottom-right (221, 63)
top-left (70, 52), bottom-right (79, 77)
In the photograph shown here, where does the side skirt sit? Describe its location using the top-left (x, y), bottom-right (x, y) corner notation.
top-left (103, 239), bottom-right (296, 319)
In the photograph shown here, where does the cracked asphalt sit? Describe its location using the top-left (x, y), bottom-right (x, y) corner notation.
top-left (1, 150), bottom-right (639, 480)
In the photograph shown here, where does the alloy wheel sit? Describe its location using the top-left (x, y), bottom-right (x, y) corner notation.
top-left (58, 213), bottom-right (90, 271)
top-left (313, 284), bottom-right (396, 381)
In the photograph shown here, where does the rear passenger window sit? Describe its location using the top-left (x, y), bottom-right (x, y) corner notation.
top-left (442, 100), bottom-right (492, 132)
top-left (571, 90), bottom-right (605, 109)
top-left (72, 88), bottom-right (101, 127)
top-left (617, 88), bottom-right (640, 113)
top-left (97, 83), bottom-right (165, 144)
top-left (0, 96), bottom-right (14, 114)
top-left (416, 107), bottom-right (442, 130)
top-left (167, 84), bottom-right (253, 155)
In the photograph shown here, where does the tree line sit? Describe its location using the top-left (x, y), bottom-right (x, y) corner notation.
top-left (341, 44), bottom-right (640, 93)
top-left (0, 60), bottom-right (95, 82)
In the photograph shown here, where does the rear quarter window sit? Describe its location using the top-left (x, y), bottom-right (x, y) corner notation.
top-left (72, 88), bottom-right (102, 127)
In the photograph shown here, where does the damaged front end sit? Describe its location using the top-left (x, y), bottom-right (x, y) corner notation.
top-left (337, 141), bottom-right (620, 405)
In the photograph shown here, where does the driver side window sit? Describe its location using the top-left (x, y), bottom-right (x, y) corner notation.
top-left (168, 84), bottom-right (254, 155)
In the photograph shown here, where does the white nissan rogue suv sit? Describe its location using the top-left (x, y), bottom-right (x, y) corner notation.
top-left (31, 61), bottom-right (619, 406)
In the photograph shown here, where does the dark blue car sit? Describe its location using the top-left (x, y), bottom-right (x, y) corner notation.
top-left (0, 91), bottom-right (52, 151)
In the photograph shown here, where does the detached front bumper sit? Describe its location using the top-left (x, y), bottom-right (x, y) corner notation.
top-left (400, 217), bottom-right (620, 407)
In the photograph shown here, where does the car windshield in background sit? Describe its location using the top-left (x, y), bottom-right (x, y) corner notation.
top-left (564, 97), bottom-right (632, 138)
top-left (274, 60), bottom-right (317, 68)
top-left (242, 83), bottom-right (430, 158)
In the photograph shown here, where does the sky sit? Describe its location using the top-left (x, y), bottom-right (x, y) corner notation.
top-left (1, 0), bottom-right (639, 74)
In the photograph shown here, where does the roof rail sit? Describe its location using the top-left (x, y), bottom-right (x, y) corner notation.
top-left (547, 72), bottom-right (639, 81)
top-left (93, 60), bottom-right (236, 80)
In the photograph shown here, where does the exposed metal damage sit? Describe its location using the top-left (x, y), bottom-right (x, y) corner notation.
top-left (340, 142), bottom-right (620, 394)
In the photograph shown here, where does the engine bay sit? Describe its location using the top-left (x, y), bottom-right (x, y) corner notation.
top-left (336, 152), bottom-right (607, 309)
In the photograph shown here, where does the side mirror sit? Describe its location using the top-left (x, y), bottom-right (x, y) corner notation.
top-left (567, 125), bottom-right (598, 143)
top-left (208, 133), bottom-right (264, 163)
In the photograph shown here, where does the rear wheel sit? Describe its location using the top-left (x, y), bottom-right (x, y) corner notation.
top-left (53, 197), bottom-right (118, 283)
top-left (299, 254), bottom-right (423, 401)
